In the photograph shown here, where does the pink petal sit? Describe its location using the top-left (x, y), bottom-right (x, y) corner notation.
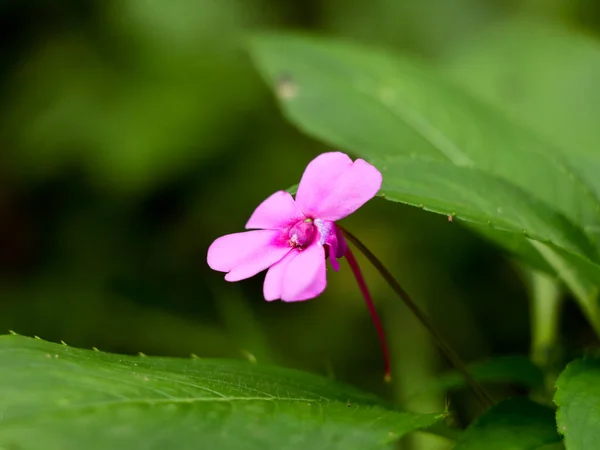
top-left (245, 191), bottom-right (305, 230)
top-left (328, 228), bottom-right (347, 271)
top-left (295, 152), bottom-right (382, 221)
top-left (334, 226), bottom-right (347, 258)
top-left (263, 250), bottom-right (296, 301)
top-left (314, 219), bottom-right (344, 272)
top-left (263, 244), bottom-right (327, 302)
top-left (207, 230), bottom-right (291, 282)
top-left (282, 244), bottom-right (327, 301)
top-left (328, 250), bottom-right (340, 272)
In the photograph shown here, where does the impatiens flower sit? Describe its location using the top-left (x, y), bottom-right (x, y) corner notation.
top-left (207, 152), bottom-right (382, 302)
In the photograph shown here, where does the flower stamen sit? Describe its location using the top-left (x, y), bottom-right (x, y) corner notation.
top-left (288, 221), bottom-right (316, 248)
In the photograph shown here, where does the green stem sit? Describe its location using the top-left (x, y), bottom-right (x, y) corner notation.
top-left (338, 225), bottom-right (495, 409)
top-left (529, 270), bottom-right (562, 370)
top-left (529, 240), bottom-right (600, 336)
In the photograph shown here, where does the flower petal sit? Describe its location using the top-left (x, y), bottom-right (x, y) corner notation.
top-left (282, 244), bottom-right (327, 301)
top-left (327, 229), bottom-right (347, 272)
top-left (245, 191), bottom-right (304, 230)
top-left (295, 152), bottom-right (382, 221)
top-left (207, 230), bottom-right (291, 282)
top-left (314, 219), bottom-right (344, 272)
top-left (263, 250), bottom-right (296, 301)
top-left (263, 244), bottom-right (327, 302)
top-left (334, 226), bottom-right (347, 258)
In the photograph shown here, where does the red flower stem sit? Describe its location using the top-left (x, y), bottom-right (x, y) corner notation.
top-left (344, 245), bottom-right (392, 383)
top-left (338, 225), bottom-right (494, 408)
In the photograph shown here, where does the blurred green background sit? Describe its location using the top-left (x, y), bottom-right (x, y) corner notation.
top-left (1, 0), bottom-right (599, 446)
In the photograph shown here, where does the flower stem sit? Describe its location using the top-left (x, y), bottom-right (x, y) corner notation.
top-left (529, 270), bottom-right (562, 370)
top-left (344, 245), bottom-right (392, 382)
top-left (338, 225), bottom-right (494, 409)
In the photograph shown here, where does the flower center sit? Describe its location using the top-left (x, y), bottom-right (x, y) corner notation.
top-left (288, 219), bottom-right (316, 248)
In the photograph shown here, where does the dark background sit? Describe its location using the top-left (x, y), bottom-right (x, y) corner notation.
top-left (1, 1), bottom-right (599, 447)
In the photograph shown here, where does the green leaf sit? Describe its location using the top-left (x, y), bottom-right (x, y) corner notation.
top-left (249, 33), bottom-right (600, 330)
top-left (454, 398), bottom-right (563, 450)
top-left (409, 355), bottom-right (544, 398)
top-left (377, 158), bottom-right (600, 331)
top-left (442, 19), bottom-right (600, 246)
top-left (377, 158), bottom-right (594, 258)
top-left (0, 335), bottom-right (441, 450)
top-left (554, 357), bottom-right (600, 449)
top-left (442, 18), bottom-right (600, 162)
top-left (567, 154), bottom-right (600, 235)
top-left (249, 34), bottom-right (600, 244)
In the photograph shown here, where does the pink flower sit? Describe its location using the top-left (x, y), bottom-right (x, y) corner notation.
top-left (207, 152), bottom-right (382, 301)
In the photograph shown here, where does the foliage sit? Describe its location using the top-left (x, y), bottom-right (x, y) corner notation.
top-left (249, 32), bottom-right (600, 333)
top-left (1, 1), bottom-right (600, 449)
top-left (555, 357), bottom-right (600, 449)
top-left (0, 334), bottom-right (441, 449)
top-left (454, 398), bottom-right (562, 450)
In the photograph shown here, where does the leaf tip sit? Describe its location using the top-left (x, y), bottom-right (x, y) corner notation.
top-left (190, 353), bottom-right (199, 359)
top-left (138, 352), bottom-right (147, 357)
top-left (92, 346), bottom-right (100, 352)
top-left (8, 330), bottom-right (18, 336)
